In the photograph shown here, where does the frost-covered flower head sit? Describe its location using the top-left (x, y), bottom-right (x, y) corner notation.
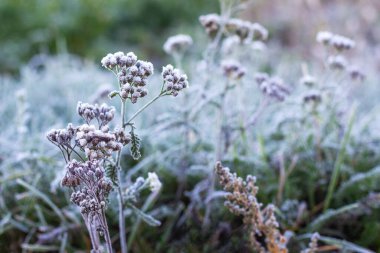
top-left (199, 13), bottom-right (221, 37)
top-left (303, 90), bottom-right (322, 104)
top-left (47, 123), bottom-right (77, 146)
top-left (147, 172), bottom-right (162, 192)
top-left (221, 59), bottom-right (246, 80)
top-left (226, 19), bottom-right (268, 43)
top-left (101, 51), bottom-right (154, 104)
top-left (101, 51), bottom-right (138, 69)
top-left (327, 55), bottom-right (347, 70)
top-left (348, 65), bottom-right (365, 81)
top-left (161, 64), bottom-right (188, 96)
top-left (300, 75), bottom-right (317, 87)
top-left (330, 34), bottom-right (355, 51)
top-left (163, 34), bottom-right (193, 56)
top-left (77, 102), bottom-right (115, 126)
top-left (316, 31), bottom-right (355, 51)
top-left (255, 73), bottom-right (289, 101)
top-left (76, 124), bottom-right (123, 160)
top-left (62, 159), bottom-right (112, 215)
top-left (316, 31), bottom-right (333, 45)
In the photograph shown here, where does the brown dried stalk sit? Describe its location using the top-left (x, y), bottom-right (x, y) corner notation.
top-left (215, 161), bottom-right (288, 253)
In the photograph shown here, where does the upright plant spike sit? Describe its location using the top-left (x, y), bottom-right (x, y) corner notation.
top-left (47, 51), bottom-right (188, 253)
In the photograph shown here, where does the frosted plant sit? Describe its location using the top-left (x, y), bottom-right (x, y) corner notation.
top-left (215, 162), bottom-right (288, 253)
top-left (254, 73), bottom-right (290, 102)
top-left (301, 233), bottom-right (320, 253)
top-left (47, 51), bottom-right (187, 253)
top-left (163, 34), bottom-right (193, 57)
top-left (221, 59), bottom-right (246, 80)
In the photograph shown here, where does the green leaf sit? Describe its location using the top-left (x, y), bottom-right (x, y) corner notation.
top-left (130, 204), bottom-right (161, 227)
top-left (129, 125), bottom-right (141, 160)
top-left (108, 90), bottom-right (119, 98)
top-left (105, 162), bottom-right (118, 186)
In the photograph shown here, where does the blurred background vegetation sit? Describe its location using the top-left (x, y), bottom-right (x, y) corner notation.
top-left (0, 0), bottom-right (218, 74)
top-left (1, 0), bottom-right (379, 75)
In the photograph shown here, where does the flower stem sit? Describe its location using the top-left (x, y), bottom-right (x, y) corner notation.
top-left (116, 100), bottom-right (128, 253)
top-left (124, 92), bottom-right (163, 127)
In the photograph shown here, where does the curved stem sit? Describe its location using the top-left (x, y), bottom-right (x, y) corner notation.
top-left (124, 93), bottom-right (163, 126)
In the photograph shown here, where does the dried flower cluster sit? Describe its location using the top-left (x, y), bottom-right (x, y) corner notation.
top-left (215, 162), bottom-right (288, 253)
top-left (163, 34), bottom-right (193, 56)
top-left (221, 59), bottom-right (246, 80)
top-left (301, 233), bottom-right (320, 253)
top-left (102, 51), bottom-right (154, 103)
top-left (199, 13), bottom-right (268, 43)
top-left (255, 73), bottom-right (290, 101)
top-left (161, 64), bottom-right (189, 96)
top-left (316, 31), bottom-right (355, 51)
top-left (316, 31), bottom-right (365, 80)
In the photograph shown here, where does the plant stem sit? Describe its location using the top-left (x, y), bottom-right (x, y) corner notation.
top-left (324, 105), bottom-right (356, 211)
top-left (128, 190), bottom-right (159, 246)
top-left (101, 211), bottom-right (113, 253)
top-left (116, 100), bottom-right (128, 253)
top-left (124, 93), bottom-right (163, 126)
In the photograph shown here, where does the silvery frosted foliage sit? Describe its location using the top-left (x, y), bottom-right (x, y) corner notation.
top-left (221, 59), bottom-right (246, 80)
top-left (163, 34), bottom-right (193, 55)
top-left (255, 73), bottom-right (289, 101)
top-left (77, 102), bottom-right (115, 126)
top-left (76, 124), bottom-right (123, 160)
top-left (199, 13), bottom-right (221, 37)
top-left (62, 160), bottom-right (112, 215)
top-left (161, 64), bottom-right (188, 96)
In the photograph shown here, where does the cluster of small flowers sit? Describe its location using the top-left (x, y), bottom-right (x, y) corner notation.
top-left (47, 123), bottom-right (77, 147)
top-left (254, 73), bottom-right (289, 101)
top-left (161, 65), bottom-right (188, 96)
top-left (77, 102), bottom-right (115, 126)
top-left (124, 172), bottom-right (162, 202)
top-left (163, 34), bottom-right (193, 55)
top-left (303, 90), bottom-right (322, 104)
top-left (118, 60), bottom-right (153, 103)
top-left (221, 59), bottom-right (246, 80)
top-left (199, 14), bottom-right (268, 43)
top-left (327, 55), bottom-right (348, 71)
top-left (102, 51), bottom-right (154, 103)
top-left (301, 233), bottom-right (320, 253)
top-left (76, 124), bottom-right (127, 160)
top-left (101, 51), bottom-right (138, 69)
top-left (316, 31), bottom-right (365, 80)
top-left (300, 75), bottom-right (317, 87)
top-left (147, 172), bottom-right (162, 192)
top-left (348, 66), bottom-right (365, 81)
top-left (62, 160), bottom-right (112, 215)
top-left (316, 31), bottom-right (355, 51)
top-left (215, 162), bottom-right (288, 253)
top-left (199, 13), bottom-right (221, 37)
top-left (226, 18), bottom-right (268, 42)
